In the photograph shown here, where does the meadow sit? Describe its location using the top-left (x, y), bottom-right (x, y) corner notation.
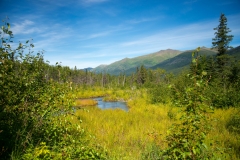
top-left (71, 88), bottom-right (240, 159)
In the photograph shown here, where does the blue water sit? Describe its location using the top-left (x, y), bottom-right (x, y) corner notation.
top-left (93, 97), bottom-right (128, 111)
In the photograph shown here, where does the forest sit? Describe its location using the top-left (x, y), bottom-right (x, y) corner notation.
top-left (0, 14), bottom-right (240, 159)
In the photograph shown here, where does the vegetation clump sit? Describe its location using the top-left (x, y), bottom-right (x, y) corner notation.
top-left (0, 20), bottom-right (107, 159)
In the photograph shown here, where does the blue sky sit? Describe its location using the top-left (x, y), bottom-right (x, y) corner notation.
top-left (1, 0), bottom-right (240, 69)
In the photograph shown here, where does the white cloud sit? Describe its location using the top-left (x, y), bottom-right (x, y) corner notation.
top-left (126, 17), bottom-right (159, 24)
top-left (88, 31), bottom-right (111, 39)
top-left (120, 20), bottom-right (219, 49)
top-left (11, 20), bottom-right (41, 35)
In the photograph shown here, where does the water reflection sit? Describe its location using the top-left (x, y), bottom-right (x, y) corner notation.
top-left (93, 97), bottom-right (128, 111)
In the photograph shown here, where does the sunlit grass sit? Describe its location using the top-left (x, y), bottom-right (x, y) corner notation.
top-left (206, 107), bottom-right (240, 159)
top-left (73, 89), bottom-right (176, 159)
top-left (70, 88), bottom-right (240, 159)
top-left (75, 99), bottom-right (97, 107)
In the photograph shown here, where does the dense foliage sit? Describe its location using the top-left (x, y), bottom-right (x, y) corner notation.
top-left (0, 21), bottom-right (107, 159)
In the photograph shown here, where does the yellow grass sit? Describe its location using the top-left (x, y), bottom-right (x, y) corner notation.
top-left (207, 107), bottom-right (240, 159)
top-left (75, 99), bottom-right (97, 107)
top-left (70, 88), bottom-right (240, 159)
top-left (73, 96), bottom-right (178, 159)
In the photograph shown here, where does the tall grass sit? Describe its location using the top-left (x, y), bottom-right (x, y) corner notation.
top-left (72, 89), bottom-right (177, 159)
top-left (207, 108), bottom-right (240, 159)
top-left (71, 88), bottom-right (240, 159)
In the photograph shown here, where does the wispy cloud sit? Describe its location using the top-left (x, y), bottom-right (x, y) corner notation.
top-left (11, 20), bottom-right (41, 35)
top-left (78, 24), bottom-right (132, 40)
top-left (126, 17), bottom-right (159, 24)
top-left (88, 31), bottom-right (111, 39)
top-left (120, 17), bottom-right (239, 49)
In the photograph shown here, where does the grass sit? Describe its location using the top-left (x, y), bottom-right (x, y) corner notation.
top-left (75, 99), bottom-right (97, 107)
top-left (207, 107), bottom-right (240, 159)
top-left (72, 89), bottom-right (177, 159)
top-left (70, 88), bottom-right (240, 159)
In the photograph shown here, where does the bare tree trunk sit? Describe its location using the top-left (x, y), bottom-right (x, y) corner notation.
top-left (122, 74), bottom-right (125, 87)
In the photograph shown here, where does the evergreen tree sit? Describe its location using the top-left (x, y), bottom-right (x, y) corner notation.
top-left (139, 65), bottom-right (147, 85)
top-left (212, 13), bottom-right (233, 56)
top-left (212, 13), bottom-right (233, 67)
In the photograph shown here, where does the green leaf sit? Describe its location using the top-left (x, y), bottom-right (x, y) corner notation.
top-left (192, 52), bottom-right (195, 57)
top-left (192, 148), bottom-right (196, 154)
top-left (196, 82), bottom-right (200, 87)
top-left (202, 71), bottom-right (207, 76)
top-left (202, 143), bottom-right (207, 149)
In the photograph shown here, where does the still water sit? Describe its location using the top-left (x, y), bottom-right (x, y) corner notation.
top-left (93, 97), bottom-right (128, 111)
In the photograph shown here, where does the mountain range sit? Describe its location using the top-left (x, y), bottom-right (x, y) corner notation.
top-left (91, 46), bottom-right (240, 75)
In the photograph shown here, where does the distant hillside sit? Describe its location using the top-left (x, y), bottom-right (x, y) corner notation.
top-left (91, 46), bottom-right (239, 75)
top-left (150, 46), bottom-right (240, 74)
top-left (228, 45), bottom-right (240, 59)
top-left (92, 49), bottom-right (182, 75)
top-left (151, 48), bottom-right (217, 73)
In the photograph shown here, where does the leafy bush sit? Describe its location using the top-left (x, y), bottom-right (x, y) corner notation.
top-left (226, 112), bottom-right (240, 134)
top-left (0, 20), bottom-right (107, 159)
top-left (149, 83), bottom-right (172, 104)
top-left (161, 49), bottom-right (214, 159)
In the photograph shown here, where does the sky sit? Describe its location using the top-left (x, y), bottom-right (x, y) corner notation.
top-left (0, 0), bottom-right (240, 69)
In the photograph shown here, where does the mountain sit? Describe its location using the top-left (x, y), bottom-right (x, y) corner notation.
top-left (228, 46), bottom-right (240, 59)
top-left (151, 46), bottom-right (240, 74)
top-left (92, 46), bottom-right (239, 75)
top-left (92, 49), bottom-right (182, 75)
top-left (151, 47), bottom-right (217, 73)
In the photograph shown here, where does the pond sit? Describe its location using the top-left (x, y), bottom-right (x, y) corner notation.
top-left (93, 97), bottom-right (129, 111)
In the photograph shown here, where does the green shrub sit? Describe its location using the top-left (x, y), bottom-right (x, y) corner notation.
top-left (149, 83), bottom-right (172, 104)
top-left (0, 20), bottom-right (107, 159)
top-left (226, 112), bottom-right (240, 134)
top-left (161, 48), bottom-right (214, 159)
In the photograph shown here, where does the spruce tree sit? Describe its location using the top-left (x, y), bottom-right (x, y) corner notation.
top-left (212, 13), bottom-right (233, 68)
top-left (212, 13), bottom-right (233, 56)
top-left (211, 13), bottom-right (236, 102)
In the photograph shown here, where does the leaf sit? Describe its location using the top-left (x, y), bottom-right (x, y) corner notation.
top-left (192, 52), bottom-right (195, 57)
top-left (202, 143), bottom-right (208, 149)
top-left (202, 71), bottom-right (207, 76)
top-left (7, 23), bottom-right (10, 29)
top-left (193, 148), bottom-right (196, 154)
top-left (196, 82), bottom-right (200, 87)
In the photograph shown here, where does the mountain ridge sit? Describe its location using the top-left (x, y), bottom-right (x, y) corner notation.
top-left (91, 46), bottom-right (240, 75)
top-left (92, 49), bottom-right (182, 75)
